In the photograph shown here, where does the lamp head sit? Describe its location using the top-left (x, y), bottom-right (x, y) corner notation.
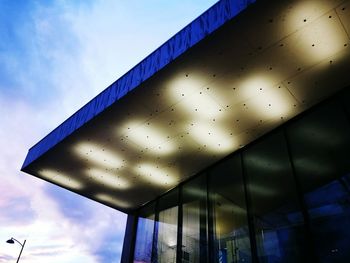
top-left (6, 239), bottom-right (14, 244)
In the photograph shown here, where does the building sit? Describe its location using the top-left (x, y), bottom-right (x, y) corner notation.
top-left (21, 0), bottom-right (350, 262)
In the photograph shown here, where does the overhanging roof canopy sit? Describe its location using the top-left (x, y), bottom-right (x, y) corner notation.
top-left (22, 0), bottom-right (350, 213)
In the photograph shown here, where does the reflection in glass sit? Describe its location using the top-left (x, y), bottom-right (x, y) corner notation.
top-left (210, 155), bottom-right (252, 263)
top-left (304, 173), bottom-right (350, 262)
top-left (287, 102), bottom-right (350, 262)
top-left (134, 204), bottom-right (155, 263)
top-left (182, 175), bottom-right (207, 262)
top-left (156, 190), bottom-right (178, 263)
top-left (131, 87), bottom-right (350, 263)
top-left (244, 131), bottom-right (307, 263)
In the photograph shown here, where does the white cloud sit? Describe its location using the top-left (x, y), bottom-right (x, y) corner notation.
top-left (0, 96), bottom-right (126, 262)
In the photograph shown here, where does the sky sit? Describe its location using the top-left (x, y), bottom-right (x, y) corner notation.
top-left (0, 0), bottom-right (217, 262)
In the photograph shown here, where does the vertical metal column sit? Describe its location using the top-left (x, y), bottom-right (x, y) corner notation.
top-left (151, 200), bottom-right (159, 263)
top-left (176, 186), bottom-right (183, 263)
top-left (206, 172), bottom-right (215, 263)
top-left (199, 185), bottom-right (208, 263)
top-left (240, 151), bottom-right (259, 263)
top-left (121, 213), bottom-right (138, 263)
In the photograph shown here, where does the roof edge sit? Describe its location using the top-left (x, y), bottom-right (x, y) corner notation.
top-left (22, 0), bottom-right (255, 170)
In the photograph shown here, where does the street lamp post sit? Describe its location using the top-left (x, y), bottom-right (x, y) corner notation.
top-left (6, 238), bottom-right (26, 263)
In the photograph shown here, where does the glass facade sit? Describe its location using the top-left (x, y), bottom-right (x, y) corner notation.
top-left (156, 190), bottom-right (179, 263)
top-left (244, 131), bottom-right (309, 263)
top-left (134, 203), bottom-right (155, 263)
top-left (182, 175), bottom-right (208, 263)
top-left (130, 87), bottom-right (350, 263)
top-left (286, 100), bottom-right (350, 263)
top-left (209, 155), bottom-right (252, 263)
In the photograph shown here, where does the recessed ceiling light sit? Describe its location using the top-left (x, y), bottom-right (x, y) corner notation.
top-left (188, 122), bottom-right (235, 154)
top-left (135, 163), bottom-right (177, 186)
top-left (94, 193), bottom-right (131, 208)
top-left (123, 121), bottom-right (175, 155)
top-left (86, 168), bottom-right (130, 189)
top-left (38, 169), bottom-right (83, 190)
top-left (74, 142), bottom-right (124, 169)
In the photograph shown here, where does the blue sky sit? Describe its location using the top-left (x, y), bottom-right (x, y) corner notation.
top-left (0, 1), bottom-right (217, 262)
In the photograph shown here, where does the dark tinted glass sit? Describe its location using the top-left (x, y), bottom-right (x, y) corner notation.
top-left (244, 131), bottom-right (308, 263)
top-left (340, 87), bottom-right (350, 117)
top-left (133, 87), bottom-right (350, 263)
top-left (182, 175), bottom-right (208, 262)
top-left (287, 101), bottom-right (350, 263)
top-left (209, 155), bottom-right (252, 263)
top-left (155, 189), bottom-right (178, 262)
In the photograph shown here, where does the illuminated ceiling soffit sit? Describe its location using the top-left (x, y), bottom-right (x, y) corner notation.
top-left (23, 0), bottom-right (350, 212)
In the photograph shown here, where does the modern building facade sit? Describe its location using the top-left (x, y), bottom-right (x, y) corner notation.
top-left (22, 0), bottom-right (350, 262)
top-left (126, 87), bottom-right (350, 263)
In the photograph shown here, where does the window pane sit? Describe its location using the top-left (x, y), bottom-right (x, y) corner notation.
top-left (182, 175), bottom-right (208, 262)
top-left (209, 155), bottom-right (252, 263)
top-left (244, 131), bottom-right (308, 263)
top-left (340, 87), bottom-right (350, 116)
top-left (287, 101), bottom-right (350, 262)
top-left (134, 203), bottom-right (155, 263)
top-left (156, 190), bottom-right (178, 263)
